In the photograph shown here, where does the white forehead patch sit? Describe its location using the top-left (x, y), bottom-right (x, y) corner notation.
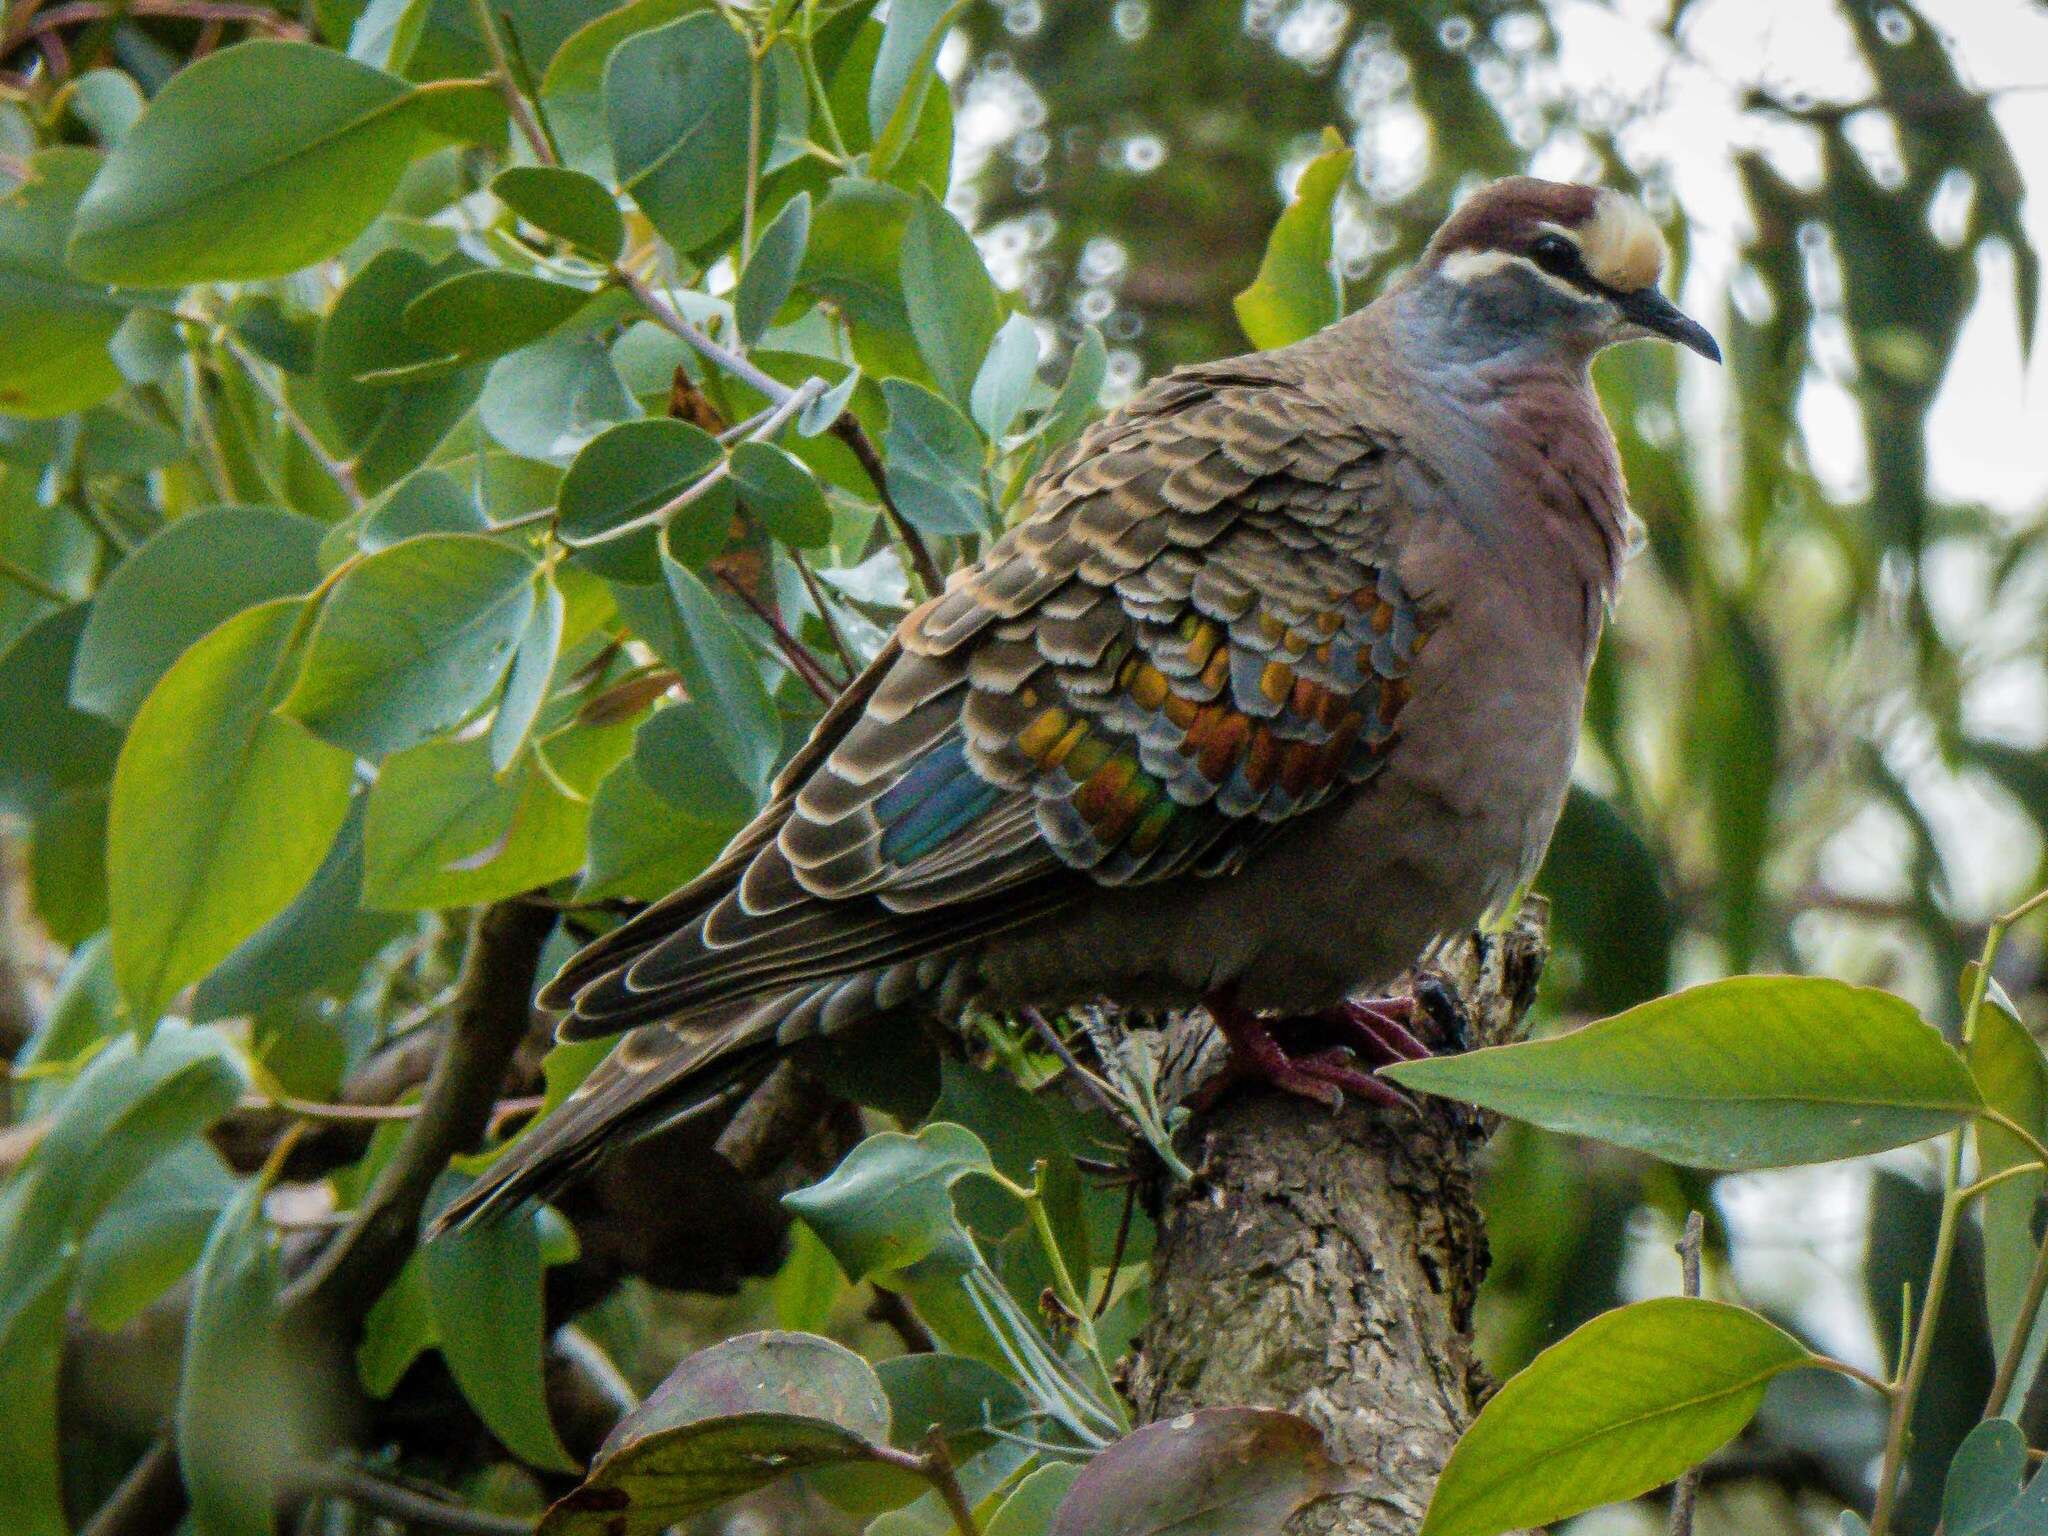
top-left (1581, 190), bottom-right (1666, 292)
top-left (1438, 245), bottom-right (1598, 304)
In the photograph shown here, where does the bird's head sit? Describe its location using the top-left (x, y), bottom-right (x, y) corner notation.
top-left (1412, 177), bottom-right (1720, 366)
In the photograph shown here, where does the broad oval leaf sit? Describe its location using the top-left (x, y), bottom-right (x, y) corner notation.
top-left (730, 439), bottom-right (830, 547)
top-left (0, 1265), bottom-right (75, 1536)
top-left (557, 417), bottom-right (725, 582)
top-left (478, 332), bottom-right (639, 463)
top-left (541, 1331), bottom-right (892, 1535)
top-left (1383, 975), bottom-right (1983, 1170)
top-left (1418, 1297), bottom-right (1813, 1536)
top-left (970, 313), bottom-right (1040, 440)
top-left (492, 164), bottom-right (625, 260)
top-left (361, 467), bottom-right (488, 552)
top-left (68, 41), bottom-right (473, 284)
top-left (109, 599), bottom-right (356, 1028)
top-left (77, 1139), bottom-right (238, 1331)
top-left (1971, 980), bottom-right (2048, 1412)
top-left (490, 574), bottom-right (565, 773)
top-left (282, 533), bottom-right (539, 758)
top-left (1946, 1418), bottom-right (2028, 1536)
top-left (1233, 129), bottom-right (1351, 349)
top-left (782, 1121), bottom-right (997, 1285)
top-left (422, 1176), bottom-right (578, 1472)
top-left (901, 188), bottom-right (1001, 407)
top-left (0, 147), bottom-right (129, 418)
top-left (316, 248), bottom-right (488, 493)
top-left (177, 1179), bottom-right (283, 1536)
top-left (657, 555), bottom-right (781, 796)
top-left (605, 14), bottom-right (759, 256)
top-left (72, 504), bottom-right (325, 723)
top-left (0, 603), bottom-right (123, 817)
top-left (867, 0), bottom-right (969, 175)
top-left (1048, 1407), bottom-right (1343, 1536)
top-left (989, 1462), bottom-right (1082, 1536)
top-left (402, 269), bottom-right (596, 364)
top-left (882, 378), bottom-right (990, 536)
top-left (575, 755), bottom-right (733, 903)
top-left (735, 191), bottom-right (810, 345)
top-left (633, 700), bottom-right (758, 824)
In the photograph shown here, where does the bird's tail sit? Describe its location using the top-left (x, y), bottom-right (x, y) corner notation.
top-left (428, 994), bottom-right (786, 1234)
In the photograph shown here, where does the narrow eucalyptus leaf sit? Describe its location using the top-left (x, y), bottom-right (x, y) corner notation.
top-left (736, 191), bottom-right (811, 346)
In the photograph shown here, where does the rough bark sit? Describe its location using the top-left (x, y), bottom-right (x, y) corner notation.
top-left (1127, 902), bottom-right (1549, 1535)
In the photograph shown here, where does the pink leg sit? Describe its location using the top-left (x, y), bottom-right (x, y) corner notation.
top-left (1320, 997), bottom-right (1434, 1065)
top-left (1204, 991), bottom-right (1414, 1112)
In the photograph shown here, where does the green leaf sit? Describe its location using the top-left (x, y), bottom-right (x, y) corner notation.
top-left (1946, 1419), bottom-right (2028, 1535)
top-left (633, 701), bottom-right (758, 824)
top-left (77, 1139), bottom-right (238, 1331)
top-left (536, 0), bottom-right (707, 180)
top-left (1040, 333), bottom-right (1105, 454)
top-left (192, 794), bottom-right (409, 1020)
top-left (1971, 980), bottom-right (2048, 1408)
top-left (359, 1250), bottom-right (436, 1397)
top-left (402, 269), bottom-right (597, 367)
top-left (541, 1331), bottom-right (892, 1536)
top-left (770, 1221), bottom-right (844, 1334)
top-left (1233, 129), bottom-right (1351, 349)
top-left (109, 599), bottom-right (356, 1029)
top-left (799, 176), bottom-right (919, 379)
top-left (316, 248), bottom-right (489, 493)
top-left (0, 604), bottom-right (123, 817)
top-left (1048, 1408), bottom-right (1342, 1536)
top-left (730, 439), bottom-right (831, 547)
top-left (882, 377), bottom-right (989, 535)
top-left (971, 313), bottom-right (1040, 440)
top-left (1383, 975), bottom-right (1984, 1170)
top-left (283, 533), bottom-right (539, 758)
top-left (901, 188), bottom-right (1001, 407)
top-left (817, 1350), bottom-right (1034, 1515)
top-left (867, 0), bottom-right (969, 176)
top-left (423, 1177), bottom-right (578, 1471)
top-left (68, 41), bottom-right (483, 284)
top-left (72, 505), bottom-right (326, 723)
top-left (736, 190), bottom-right (810, 346)
top-left (576, 754), bottom-right (735, 904)
top-left (0, 1020), bottom-right (245, 1298)
top-left (557, 418), bottom-right (725, 582)
top-left (178, 1179), bottom-right (284, 1536)
top-left (492, 573), bottom-right (565, 773)
top-left (605, 13), bottom-right (760, 256)
top-left (478, 333), bottom-right (638, 463)
top-left (27, 786), bottom-right (108, 945)
top-left (0, 1265), bottom-right (72, 1536)
top-left (783, 1121), bottom-right (997, 1284)
top-left (493, 164), bottom-right (624, 260)
top-left (361, 467), bottom-right (488, 551)
top-left (1419, 1298), bottom-right (1812, 1536)
top-left (0, 148), bottom-right (128, 418)
top-left (62, 68), bottom-right (146, 146)
top-left (363, 737), bottom-right (590, 910)
top-left (988, 1462), bottom-right (1082, 1536)
top-left (658, 555), bottom-right (781, 795)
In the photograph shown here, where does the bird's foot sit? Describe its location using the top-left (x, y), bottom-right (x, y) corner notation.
top-left (1316, 978), bottom-right (1475, 1062)
top-left (1201, 992), bottom-right (1414, 1113)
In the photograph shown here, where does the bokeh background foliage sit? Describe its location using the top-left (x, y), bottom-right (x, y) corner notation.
top-left (0, 0), bottom-right (2045, 1532)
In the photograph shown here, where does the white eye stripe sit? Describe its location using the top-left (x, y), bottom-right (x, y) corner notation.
top-left (1438, 246), bottom-right (1601, 304)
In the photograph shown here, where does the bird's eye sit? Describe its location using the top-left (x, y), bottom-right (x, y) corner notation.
top-left (1529, 234), bottom-right (1579, 277)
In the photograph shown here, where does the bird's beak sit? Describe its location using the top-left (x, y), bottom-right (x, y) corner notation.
top-left (1616, 286), bottom-right (1721, 363)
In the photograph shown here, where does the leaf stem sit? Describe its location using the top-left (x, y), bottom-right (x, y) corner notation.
top-left (1988, 1230), bottom-right (2048, 1419)
top-left (1981, 1108), bottom-right (2048, 1170)
top-left (1667, 1212), bottom-right (1705, 1536)
top-left (796, 2), bottom-right (852, 160)
top-left (467, 0), bottom-right (556, 167)
top-left (741, 43), bottom-right (762, 260)
top-left (1870, 882), bottom-right (2048, 1535)
top-left (221, 337), bottom-right (363, 509)
top-left (1809, 1356), bottom-right (1897, 1398)
top-left (1957, 1160), bottom-right (2048, 1204)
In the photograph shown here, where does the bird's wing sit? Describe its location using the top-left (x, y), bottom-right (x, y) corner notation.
top-left (543, 358), bottom-right (1428, 1042)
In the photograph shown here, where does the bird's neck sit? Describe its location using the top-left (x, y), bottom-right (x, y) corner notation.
top-left (1343, 286), bottom-right (1636, 599)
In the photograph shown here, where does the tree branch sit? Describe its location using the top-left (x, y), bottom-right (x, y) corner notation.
top-left (1126, 904), bottom-right (1550, 1535)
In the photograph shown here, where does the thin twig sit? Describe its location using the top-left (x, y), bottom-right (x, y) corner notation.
top-left (220, 337), bottom-right (363, 509)
top-left (0, 553), bottom-right (71, 605)
top-left (1669, 1210), bottom-right (1705, 1536)
top-left (865, 1432), bottom-right (981, 1536)
top-left (295, 1463), bottom-right (536, 1536)
top-left (466, 0), bottom-right (555, 168)
top-left (829, 410), bottom-right (944, 595)
top-left (718, 567), bottom-right (840, 704)
top-left (79, 1437), bottom-right (184, 1536)
top-left (0, 0), bottom-right (297, 55)
top-left (1094, 1179), bottom-right (1138, 1319)
top-left (788, 548), bottom-right (858, 682)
